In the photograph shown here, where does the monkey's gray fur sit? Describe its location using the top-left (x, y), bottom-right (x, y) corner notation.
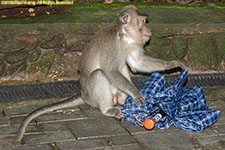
top-left (14, 5), bottom-right (183, 143)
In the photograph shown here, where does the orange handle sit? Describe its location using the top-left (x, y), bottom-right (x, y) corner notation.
top-left (144, 118), bottom-right (156, 130)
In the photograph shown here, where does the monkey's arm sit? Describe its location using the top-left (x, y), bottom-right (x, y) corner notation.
top-left (127, 51), bottom-right (183, 73)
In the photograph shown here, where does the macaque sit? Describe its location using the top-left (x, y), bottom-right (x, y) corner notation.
top-left (14, 5), bottom-right (183, 143)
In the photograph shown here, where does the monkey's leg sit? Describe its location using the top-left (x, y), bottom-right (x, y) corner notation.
top-left (114, 91), bottom-right (127, 105)
top-left (13, 94), bottom-right (84, 144)
top-left (85, 69), bottom-right (124, 119)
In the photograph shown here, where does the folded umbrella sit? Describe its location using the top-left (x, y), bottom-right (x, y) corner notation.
top-left (122, 70), bottom-right (220, 132)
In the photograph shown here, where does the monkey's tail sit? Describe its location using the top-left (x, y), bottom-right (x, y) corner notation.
top-left (13, 94), bottom-right (84, 144)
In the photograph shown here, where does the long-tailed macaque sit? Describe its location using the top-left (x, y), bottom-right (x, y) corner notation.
top-left (14, 5), bottom-right (184, 143)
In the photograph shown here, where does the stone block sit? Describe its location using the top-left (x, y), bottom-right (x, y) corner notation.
top-left (3, 105), bottom-right (45, 117)
top-left (120, 121), bottom-right (151, 134)
top-left (67, 118), bottom-right (128, 138)
top-left (0, 112), bottom-right (8, 126)
top-left (0, 143), bottom-right (52, 150)
top-left (40, 122), bottom-right (68, 132)
top-left (23, 130), bottom-right (75, 144)
top-left (0, 124), bottom-right (38, 137)
top-left (215, 106), bottom-right (225, 125)
top-left (4, 61), bottom-right (27, 76)
top-left (172, 36), bottom-right (188, 59)
top-left (35, 111), bottom-right (86, 123)
top-left (82, 108), bottom-right (104, 118)
top-left (4, 52), bottom-right (28, 65)
top-left (216, 35), bottom-right (225, 59)
top-left (213, 125), bottom-right (225, 135)
top-left (28, 48), bottom-right (41, 63)
top-left (188, 127), bottom-right (218, 138)
top-left (56, 138), bottom-right (108, 150)
top-left (188, 36), bottom-right (213, 69)
top-left (134, 130), bottom-right (196, 150)
top-left (0, 60), bottom-right (6, 76)
top-left (104, 145), bottom-right (143, 150)
top-left (108, 135), bottom-right (138, 146)
top-left (196, 135), bottom-right (225, 147)
top-left (150, 36), bottom-right (171, 46)
top-left (145, 45), bottom-right (172, 59)
top-left (28, 51), bottom-right (56, 73)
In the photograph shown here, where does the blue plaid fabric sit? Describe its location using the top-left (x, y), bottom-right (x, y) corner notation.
top-left (122, 70), bottom-right (220, 132)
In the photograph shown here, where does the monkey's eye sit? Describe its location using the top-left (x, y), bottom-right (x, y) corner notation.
top-left (142, 18), bottom-right (149, 24)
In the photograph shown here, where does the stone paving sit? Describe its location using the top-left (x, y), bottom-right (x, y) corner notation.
top-left (0, 91), bottom-right (224, 150)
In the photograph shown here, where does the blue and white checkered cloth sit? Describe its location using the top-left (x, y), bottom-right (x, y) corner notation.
top-left (122, 70), bottom-right (220, 132)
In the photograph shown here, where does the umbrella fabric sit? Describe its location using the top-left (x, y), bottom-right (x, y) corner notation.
top-left (122, 70), bottom-right (220, 132)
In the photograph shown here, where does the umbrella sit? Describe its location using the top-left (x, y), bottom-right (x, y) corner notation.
top-left (122, 70), bottom-right (220, 132)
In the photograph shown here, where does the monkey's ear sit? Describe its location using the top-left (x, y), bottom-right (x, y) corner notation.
top-left (120, 13), bottom-right (130, 24)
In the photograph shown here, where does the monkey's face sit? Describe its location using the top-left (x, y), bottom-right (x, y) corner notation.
top-left (119, 10), bottom-right (152, 45)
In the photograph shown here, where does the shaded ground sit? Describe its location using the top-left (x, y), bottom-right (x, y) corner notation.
top-left (0, 88), bottom-right (224, 150)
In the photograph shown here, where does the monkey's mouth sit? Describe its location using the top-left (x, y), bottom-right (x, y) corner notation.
top-left (143, 34), bottom-right (151, 41)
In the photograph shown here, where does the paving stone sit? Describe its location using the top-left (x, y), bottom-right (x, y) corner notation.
top-left (35, 111), bottom-right (86, 123)
top-left (82, 107), bottom-right (103, 118)
top-left (0, 112), bottom-right (8, 126)
top-left (3, 105), bottom-right (44, 117)
top-left (0, 144), bottom-right (52, 150)
top-left (120, 121), bottom-right (155, 134)
top-left (216, 109), bottom-right (225, 125)
top-left (207, 100), bottom-right (225, 108)
top-left (101, 145), bottom-right (143, 150)
top-left (196, 135), bottom-right (225, 147)
top-left (56, 138), bottom-right (109, 150)
top-left (9, 116), bottom-right (35, 125)
top-left (213, 125), bottom-right (225, 135)
top-left (0, 124), bottom-right (38, 137)
top-left (23, 130), bottom-right (75, 144)
top-left (134, 130), bottom-right (196, 150)
top-left (108, 135), bottom-right (138, 146)
top-left (67, 118), bottom-right (128, 138)
top-left (188, 127), bottom-right (218, 138)
top-left (0, 137), bottom-right (14, 147)
top-left (40, 122), bottom-right (68, 132)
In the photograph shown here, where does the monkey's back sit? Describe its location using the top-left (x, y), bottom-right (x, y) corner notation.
top-left (79, 23), bottom-right (120, 80)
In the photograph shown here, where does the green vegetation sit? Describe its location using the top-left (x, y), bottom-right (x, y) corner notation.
top-left (0, 2), bottom-right (224, 24)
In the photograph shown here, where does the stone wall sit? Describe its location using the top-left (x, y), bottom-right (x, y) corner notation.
top-left (0, 23), bottom-right (225, 81)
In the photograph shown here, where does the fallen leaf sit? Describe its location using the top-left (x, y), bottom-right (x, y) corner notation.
top-left (30, 13), bottom-right (36, 17)
top-left (28, 8), bottom-right (35, 13)
top-left (1, 15), bottom-right (7, 18)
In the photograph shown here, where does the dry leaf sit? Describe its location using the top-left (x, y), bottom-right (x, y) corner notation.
top-left (28, 8), bottom-right (35, 13)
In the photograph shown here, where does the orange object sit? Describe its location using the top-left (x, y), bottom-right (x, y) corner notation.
top-left (144, 118), bottom-right (156, 130)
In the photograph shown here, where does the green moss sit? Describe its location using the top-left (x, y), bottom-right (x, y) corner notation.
top-left (173, 37), bottom-right (188, 59)
top-left (28, 48), bottom-right (41, 62)
top-left (0, 61), bottom-right (6, 76)
top-left (4, 52), bottom-right (28, 64)
top-left (218, 38), bottom-right (225, 54)
top-left (4, 61), bottom-right (27, 76)
top-left (150, 37), bottom-right (171, 46)
top-left (0, 3), bottom-right (224, 24)
top-left (146, 44), bottom-right (172, 59)
top-left (189, 36), bottom-right (212, 66)
top-left (204, 89), bottom-right (225, 100)
top-left (28, 52), bottom-right (56, 73)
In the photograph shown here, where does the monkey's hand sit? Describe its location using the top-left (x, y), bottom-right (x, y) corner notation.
top-left (166, 60), bottom-right (186, 70)
top-left (134, 95), bottom-right (146, 106)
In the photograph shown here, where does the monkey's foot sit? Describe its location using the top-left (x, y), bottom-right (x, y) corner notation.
top-left (105, 107), bottom-right (124, 119)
